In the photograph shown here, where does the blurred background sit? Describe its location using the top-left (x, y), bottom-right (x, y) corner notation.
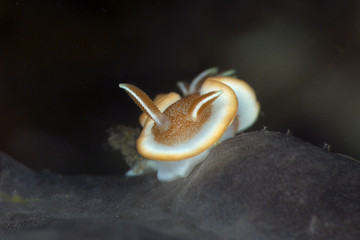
top-left (1, 0), bottom-right (359, 175)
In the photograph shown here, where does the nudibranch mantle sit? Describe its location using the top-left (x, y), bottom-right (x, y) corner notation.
top-left (119, 68), bottom-right (260, 182)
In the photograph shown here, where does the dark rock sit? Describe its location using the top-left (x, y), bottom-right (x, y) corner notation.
top-left (0, 131), bottom-right (359, 240)
top-left (1, 219), bottom-right (182, 240)
top-left (0, 152), bottom-right (40, 197)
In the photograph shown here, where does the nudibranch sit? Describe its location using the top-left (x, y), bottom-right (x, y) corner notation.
top-left (119, 68), bottom-right (260, 182)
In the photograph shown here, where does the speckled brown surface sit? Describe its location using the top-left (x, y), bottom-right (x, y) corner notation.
top-left (1, 131), bottom-right (360, 240)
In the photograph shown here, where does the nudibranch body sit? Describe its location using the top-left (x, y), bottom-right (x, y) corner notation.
top-left (119, 68), bottom-right (260, 182)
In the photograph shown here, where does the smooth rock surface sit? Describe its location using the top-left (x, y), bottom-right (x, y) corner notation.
top-left (0, 131), bottom-right (360, 240)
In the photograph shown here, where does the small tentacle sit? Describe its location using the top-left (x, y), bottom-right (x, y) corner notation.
top-left (176, 81), bottom-right (190, 96)
top-left (188, 67), bottom-right (218, 94)
top-left (216, 69), bottom-right (236, 78)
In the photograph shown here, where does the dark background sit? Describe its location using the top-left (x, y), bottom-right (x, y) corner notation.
top-left (1, 0), bottom-right (359, 175)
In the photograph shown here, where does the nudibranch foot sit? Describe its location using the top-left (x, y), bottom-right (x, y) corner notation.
top-left (125, 160), bottom-right (159, 177)
top-left (118, 68), bottom-right (260, 182)
top-left (155, 150), bottom-right (210, 182)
